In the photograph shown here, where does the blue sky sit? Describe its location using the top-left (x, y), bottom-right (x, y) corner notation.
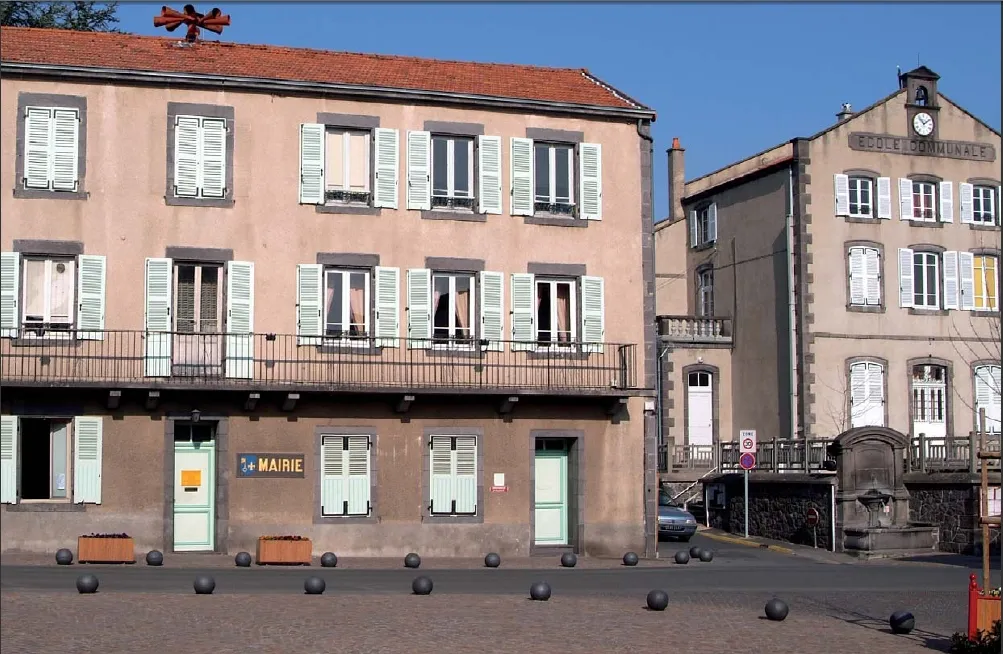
top-left (116, 2), bottom-right (1002, 220)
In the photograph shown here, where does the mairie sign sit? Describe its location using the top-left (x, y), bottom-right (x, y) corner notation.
top-left (237, 453), bottom-right (305, 478)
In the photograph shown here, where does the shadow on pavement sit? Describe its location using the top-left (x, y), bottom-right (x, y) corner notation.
top-left (893, 553), bottom-right (1000, 569)
top-left (818, 604), bottom-right (954, 652)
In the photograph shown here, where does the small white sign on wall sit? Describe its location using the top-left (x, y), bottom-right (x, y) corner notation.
top-left (494, 473), bottom-right (505, 487)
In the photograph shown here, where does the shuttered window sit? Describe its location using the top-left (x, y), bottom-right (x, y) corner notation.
top-left (974, 365), bottom-right (1002, 434)
top-left (172, 115), bottom-right (227, 199)
top-left (849, 361), bottom-right (885, 428)
top-left (429, 435), bottom-right (477, 516)
top-left (847, 246), bottom-right (881, 306)
top-left (3, 254), bottom-right (106, 340)
top-left (21, 106), bottom-right (80, 192)
top-left (320, 435), bottom-right (371, 517)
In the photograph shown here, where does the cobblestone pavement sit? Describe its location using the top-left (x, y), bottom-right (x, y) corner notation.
top-left (0, 591), bottom-right (954, 654)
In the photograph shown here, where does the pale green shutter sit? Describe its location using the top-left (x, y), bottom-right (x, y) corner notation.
top-left (429, 436), bottom-right (453, 514)
top-left (51, 108), bottom-right (80, 192)
top-left (173, 116), bottom-right (201, 197)
top-left (299, 123), bottom-right (325, 205)
top-left (200, 118), bottom-right (226, 198)
top-left (959, 252), bottom-right (975, 311)
top-left (373, 128), bottom-right (399, 209)
top-left (578, 142), bottom-right (602, 220)
top-left (479, 271), bottom-right (504, 351)
top-left (833, 174), bottom-right (850, 216)
top-left (225, 261), bottom-right (254, 379)
top-left (23, 107), bottom-right (52, 189)
top-left (406, 130), bottom-right (431, 211)
top-left (346, 436), bottom-right (371, 516)
top-left (77, 254), bottom-right (106, 340)
top-left (374, 266), bottom-right (400, 348)
top-left (73, 416), bottom-right (102, 504)
top-left (1, 252), bottom-right (21, 338)
top-left (453, 436), bottom-right (477, 514)
top-left (144, 257), bottom-right (173, 377)
top-left (510, 273), bottom-right (535, 350)
top-left (898, 248), bottom-right (914, 308)
top-left (407, 268), bottom-right (432, 349)
top-left (939, 181), bottom-right (954, 223)
top-left (0, 415), bottom-right (18, 504)
top-left (510, 137), bottom-right (534, 216)
top-left (296, 264), bottom-right (323, 346)
top-left (321, 436), bottom-right (346, 515)
top-left (477, 135), bottom-right (503, 215)
top-left (581, 275), bottom-right (605, 353)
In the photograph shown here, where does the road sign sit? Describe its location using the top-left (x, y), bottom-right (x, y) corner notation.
top-left (739, 452), bottom-right (756, 470)
top-left (739, 429), bottom-right (757, 454)
top-left (806, 507), bottom-right (820, 527)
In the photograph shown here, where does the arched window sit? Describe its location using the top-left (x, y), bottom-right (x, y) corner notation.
top-left (849, 361), bottom-right (884, 427)
top-left (974, 365), bottom-right (1001, 433)
top-left (915, 86), bottom-right (929, 106)
top-left (912, 364), bottom-right (947, 438)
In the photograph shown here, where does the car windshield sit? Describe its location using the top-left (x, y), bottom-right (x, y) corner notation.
top-left (658, 492), bottom-right (673, 507)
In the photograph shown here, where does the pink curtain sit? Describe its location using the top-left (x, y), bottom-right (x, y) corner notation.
top-left (555, 285), bottom-right (570, 342)
top-left (349, 286), bottom-right (365, 335)
top-left (325, 285), bottom-right (336, 330)
top-left (454, 287), bottom-right (470, 337)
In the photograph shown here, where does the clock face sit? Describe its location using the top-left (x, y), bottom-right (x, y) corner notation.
top-left (913, 112), bottom-right (934, 136)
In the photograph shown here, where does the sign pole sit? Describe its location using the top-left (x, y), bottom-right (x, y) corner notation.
top-left (743, 468), bottom-right (749, 539)
top-left (738, 429), bottom-right (757, 540)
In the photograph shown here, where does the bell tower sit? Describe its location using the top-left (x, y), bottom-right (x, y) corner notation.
top-left (899, 66), bottom-right (940, 140)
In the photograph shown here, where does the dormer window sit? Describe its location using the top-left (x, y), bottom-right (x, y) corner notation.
top-left (914, 86), bottom-right (929, 106)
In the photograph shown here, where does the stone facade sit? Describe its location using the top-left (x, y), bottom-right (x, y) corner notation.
top-left (906, 472), bottom-right (1002, 555)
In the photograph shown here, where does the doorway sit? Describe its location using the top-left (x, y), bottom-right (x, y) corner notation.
top-left (533, 438), bottom-right (569, 546)
top-left (172, 422), bottom-right (216, 552)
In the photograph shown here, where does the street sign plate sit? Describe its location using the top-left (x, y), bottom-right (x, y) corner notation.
top-left (739, 429), bottom-right (757, 453)
top-left (739, 452), bottom-right (756, 470)
top-left (806, 507), bottom-right (820, 527)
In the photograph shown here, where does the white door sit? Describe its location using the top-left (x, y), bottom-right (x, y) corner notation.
top-left (533, 445), bottom-right (568, 545)
top-left (687, 372), bottom-right (713, 448)
top-left (173, 427), bottom-right (215, 552)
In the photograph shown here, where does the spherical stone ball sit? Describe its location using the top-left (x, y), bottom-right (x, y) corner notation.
top-left (698, 549), bottom-right (714, 563)
top-left (560, 552), bottom-right (578, 568)
top-left (674, 550), bottom-right (690, 565)
top-left (622, 552), bottom-right (639, 567)
top-left (55, 548), bottom-right (74, 566)
top-left (411, 575), bottom-right (433, 596)
top-left (320, 552), bottom-right (338, 568)
top-left (889, 610), bottom-right (915, 635)
top-left (529, 581), bottom-right (552, 601)
top-left (304, 576), bottom-right (326, 595)
top-left (764, 598), bottom-right (789, 622)
top-left (234, 551), bottom-right (252, 568)
top-left (689, 546), bottom-right (703, 559)
top-left (146, 550), bottom-right (164, 567)
top-left (484, 552), bottom-right (501, 568)
top-left (193, 575), bottom-right (216, 595)
top-left (404, 552), bottom-right (421, 569)
top-left (75, 574), bottom-right (99, 594)
top-left (646, 589), bottom-right (669, 611)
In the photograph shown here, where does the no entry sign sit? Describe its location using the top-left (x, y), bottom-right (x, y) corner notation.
top-left (806, 508), bottom-right (820, 527)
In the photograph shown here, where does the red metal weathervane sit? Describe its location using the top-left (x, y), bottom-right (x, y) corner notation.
top-left (154, 5), bottom-right (231, 42)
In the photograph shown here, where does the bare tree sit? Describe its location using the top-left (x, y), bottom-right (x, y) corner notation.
top-left (949, 310), bottom-right (1001, 431)
top-left (818, 371), bottom-right (851, 437)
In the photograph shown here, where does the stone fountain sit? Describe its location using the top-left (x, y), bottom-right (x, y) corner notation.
top-left (831, 427), bottom-right (939, 558)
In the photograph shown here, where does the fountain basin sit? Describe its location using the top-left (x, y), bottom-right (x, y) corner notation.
top-left (842, 523), bottom-right (939, 559)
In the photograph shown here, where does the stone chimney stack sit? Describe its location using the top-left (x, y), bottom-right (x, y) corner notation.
top-left (667, 137), bottom-right (685, 223)
top-left (836, 102), bottom-right (854, 122)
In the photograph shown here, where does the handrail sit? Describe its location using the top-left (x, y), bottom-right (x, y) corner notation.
top-left (670, 466), bottom-right (719, 503)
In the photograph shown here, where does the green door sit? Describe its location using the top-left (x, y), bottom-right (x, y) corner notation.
top-left (173, 424), bottom-right (215, 552)
top-left (534, 441), bottom-right (568, 545)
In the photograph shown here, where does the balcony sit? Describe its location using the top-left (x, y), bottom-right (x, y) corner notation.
top-left (658, 315), bottom-right (732, 345)
top-left (0, 330), bottom-right (640, 396)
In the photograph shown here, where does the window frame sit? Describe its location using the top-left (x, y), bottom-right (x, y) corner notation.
top-left (973, 363), bottom-right (1002, 434)
top-left (16, 417), bottom-right (73, 503)
top-left (430, 134), bottom-right (475, 211)
top-left (324, 127), bottom-right (372, 207)
top-left (431, 271), bottom-right (477, 348)
top-left (847, 244), bottom-right (883, 309)
top-left (319, 434), bottom-right (372, 518)
top-left (173, 261), bottom-right (224, 334)
top-left (322, 267), bottom-right (372, 345)
top-left (972, 254), bottom-right (999, 312)
top-left (912, 250), bottom-right (942, 309)
top-left (533, 141), bottom-right (576, 216)
top-left (848, 176), bottom-right (874, 219)
top-left (847, 358), bottom-right (887, 428)
top-left (696, 266), bottom-right (714, 317)
top-left (14, 92), bottom-right (88, 201)
top-left (427, 434), bottom-right (479, 518)
top-left (972, 185), bottom-right (998, 226)
top-left (693, 204), bottom-right (716, 247)
top-left (165, 102), bottom-right (235, 208)
top-left (910, 363), bottom-right (948, 430)
top-left (535, 276), bottom-right (578, 348)
top-left (19, 255), bottom-right (77, 338)
top-left (912, 180), bottom-right (938, 222)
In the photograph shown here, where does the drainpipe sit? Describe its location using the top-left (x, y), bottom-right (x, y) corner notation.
top-left (637, 118), bottom-right (656, 559)
top-left (786, 165), bottom-right (799, 440)
top-left (830, 480), bottom-right (837, 552)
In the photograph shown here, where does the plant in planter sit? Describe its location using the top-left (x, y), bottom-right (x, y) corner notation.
top-left (949, 620), bottom-right (1001, 654)
top-left (255, 535), bottom-right (312, 565)
top-left (77, 533), bottom-right (135, 564)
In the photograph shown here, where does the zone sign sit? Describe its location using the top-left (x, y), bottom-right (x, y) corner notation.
top-left (739, 429), bottom-right (757, 454)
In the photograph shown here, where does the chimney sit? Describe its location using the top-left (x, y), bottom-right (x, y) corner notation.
top-left (836, 102), bottom-right (854, 122)
top-left (667, 137), bottom-right (685, 223)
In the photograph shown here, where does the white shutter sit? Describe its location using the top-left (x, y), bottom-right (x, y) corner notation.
top-left (688, 209), bottom-right (698, 248)
top-left (0, 415), bottom-right (17, 504)
top-left (959, 182), bottom-right (975, 224)
top-left (479, 271), bottom-right (504, 351)
top-left (299, 123), bottom-right (325, 205)
top-left (73, 416), bottom-right (102, 504)
top-left (200, 118), bottom-right (226, 198)
top-left (296, 263), bottom-right (323, 346)
top-left (579, 142), bottom-right (602, 220)
top-left (707, 203), bottom-right (718, 242)
top-left (477, 135), bottom-right (503, 215)
top-left (346, 436), bottom-right (371, 516)
top-left (429, 436), bottom-right (454, 514)
top-left (974, 366), bottom-right (1002, 433)
top-left (374, 266), bottom-right (400, 348)
top-left (51, 109), bottom-right (79, 192)
top-left (453, 435), bottom-right (477, 514)
top-left (320, 436), bottom-right (346, 515)
top-left (899, 178), bottom-right (914, 220)
top-left (1, 251), bottom-right (21, 338)
top-left (510, 273), bottom-right (535, 351)
top-left (406, 130), bottom-right (431, 211)
top-left (77, 255), bottom-right (106, 340)
top-left (510, 137), bottom-right (534, 217)
top-left (581, 275), bottom-right (605, 353)
top-left (173, 116), bottom-right (201, 198)
top-left (864, 248), bottom-right (881, 305)
top-left (834, 174), bottom-right (850, 216)
top-left (959, 251), bottom-right (975, 310)
top-left (942, 251), bottom-right (960, 310)
top-left (225, 261), bottom-right (254, 379)
top-left (848, 248), bottom-right (866, 305)
top-left (144, 257), bottom-right (173, 377)
top-left (898, 248), bottom-right (915, 308)
top-left (939, 181), bottom-right (954, 223)
top-left (877, 177), bottom-right (893, 219)
top-left (23, 107), bottom-right (52, 189)
top-left (849, 363), bottom-right (866, 421)
top-left (373, 127), bottom-right (399, 209)
top-left (406, 268), bottom-right (432, 349)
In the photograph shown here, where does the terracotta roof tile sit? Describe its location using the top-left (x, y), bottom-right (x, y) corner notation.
top-left (0, 27), bottom-right (652, 113)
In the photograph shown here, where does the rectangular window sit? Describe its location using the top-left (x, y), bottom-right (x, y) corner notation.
top-left (21, 257), bottom-right (75, 332)
top-left (320, 435), bottom-right (371, 517)
top-left (690, 204), bottom-right (718, 247)
top-left (325, 128), bottom-right (371, 206)
top-left (431, 135), bottom-right (474, 210)
top-left (18, 418), bottom-right (71, 501)
top-left (1, 415), bottom-right (103, 505)
top-left (21, 106), bottom-right (80, 192)
top-left (429, 435), bottom-right (477, 516)
top-left (912, 252), bottom-right (940, 309)
top-left (912, 365), bottom-right (947, 430)
top-left (173, 115), bottom-right (227, 199)
top-left (848, 177), bottom-right (873, 218)
top-left (848, 246), bottom-right (881, 306)
top-left (432, 272), bottom-right (475, 345)
top-left (172, 262), bottom-right (223, 377)
top-left (536, 278), bottom-right (576, 345)
top-left (912, 181), bottom-right (937, 221)
top-left (973, 255), bottom-right (999, 311)
top-left (972, 186), bottom-right (997, 225)
top-left (697, 268), bottom-right (714, 317)
top-left (324, 268), bottom-right (370, 340)
top-left (534, 142), bottom-right (575, 215)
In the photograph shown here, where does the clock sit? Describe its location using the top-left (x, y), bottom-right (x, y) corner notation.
top-left (912, 112), bottom-right (934, 137)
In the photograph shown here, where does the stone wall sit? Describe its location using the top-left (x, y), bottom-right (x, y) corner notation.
top-left (905, 472), bottom-right (1001, 556)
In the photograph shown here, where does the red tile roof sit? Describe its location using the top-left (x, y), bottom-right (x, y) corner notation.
top-left (0, 27), bottom-right (651, 113)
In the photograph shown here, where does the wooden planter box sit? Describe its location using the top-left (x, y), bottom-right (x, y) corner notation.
top-left (255, 538), bottom-right (312, 565)
top-left (77, 536), bottom-right (135, 564)
top-left (967, 575), bottom-right (1002, 638)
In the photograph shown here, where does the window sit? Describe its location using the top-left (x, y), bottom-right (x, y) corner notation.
top-left (686, 371), bottom-right (714, 448)
top-left (536, 278), bottom-right (576, 345)
top-left (325, 128), bottom-right (371, 206)
top-left (973, 255), bottom-right (999, 311)
top-left (912, 181), bottom-right (937, 221)
top-left (431, 135), bottom-right (474, 210)
top-left (320, 435), bottom-right (371, 517)
top-left (974, 365), bottom-right (1002, 433)
top-left (697, 267), bottom-right (714, 316)
top-left (429, 435), bottom-right (477, 516)
top-left (849, 361), bottom-right (885, 427)
top-left (0, 415), bottom-right (103, 505)
top-left (432, 273), bottom-right (475, 345)
top-left (21, 106), bottom-right (81, 192)
top-left (1, 252), bottom-right (106, 340)
top-left (21, 257), bottom-right (75, 332)
top-left (848, 246), bottom-right (881, 307)
top-left (689, 203), bottom-right (718, 248)
top-left (914, 86), bottom-right (929, 106)
top-left (972, 186), bottom-right (998, 225)
top-left (173, 262), bottom-right (223, 377)
top-left (172, 115), bottom-right (227, 199)
top-left (848, 177), bottom-right (873, 218)
top-left (912, 251), bottom-right (940, 309)
top-left (324, 268), bottom-right (370, 341)
top-left (534, 142), bottom-right (575, 215)
top-left (911, 364), bottom-right (947, 438)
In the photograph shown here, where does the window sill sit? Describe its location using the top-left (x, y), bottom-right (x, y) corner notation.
top-left (691, 241), bottom-right (716, 252)
top-left (422, 513), bottom-right (483, 525)
top-left (316, 203), bottom-right (382, 216)
top-left (524, 214), bottom-right (587, 228)
top-left (903, 219), bottom-right (943, 228)
top-left (317, 343), bottom-right (383, 356)
top-left (426, 346), bottom-right (483, 360)
top-left (842, 215), bottom-right (881, 224)
top-left (6, 502), bottom-right (86, 512)
top-left (314, 514), bottom-right (379, 525)
top-left (10, 336), bottom-right (80, 348)
top-left (971, 309), bottom-right (1001, 318)
top-left (846, 304), bottom-right (886, 314)
top-left (13, 188), bottom-right (88, 201)
top-left (527, 348), bottom-right (592, 361)
top-left (421, 210), bottom-right (487, 223)
top-left (165, 195), bottom-right (234, 209)
top-left (969, 223), bottom-right (1001, 232)
top-left (907, 308), bottom-right (949, 316)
